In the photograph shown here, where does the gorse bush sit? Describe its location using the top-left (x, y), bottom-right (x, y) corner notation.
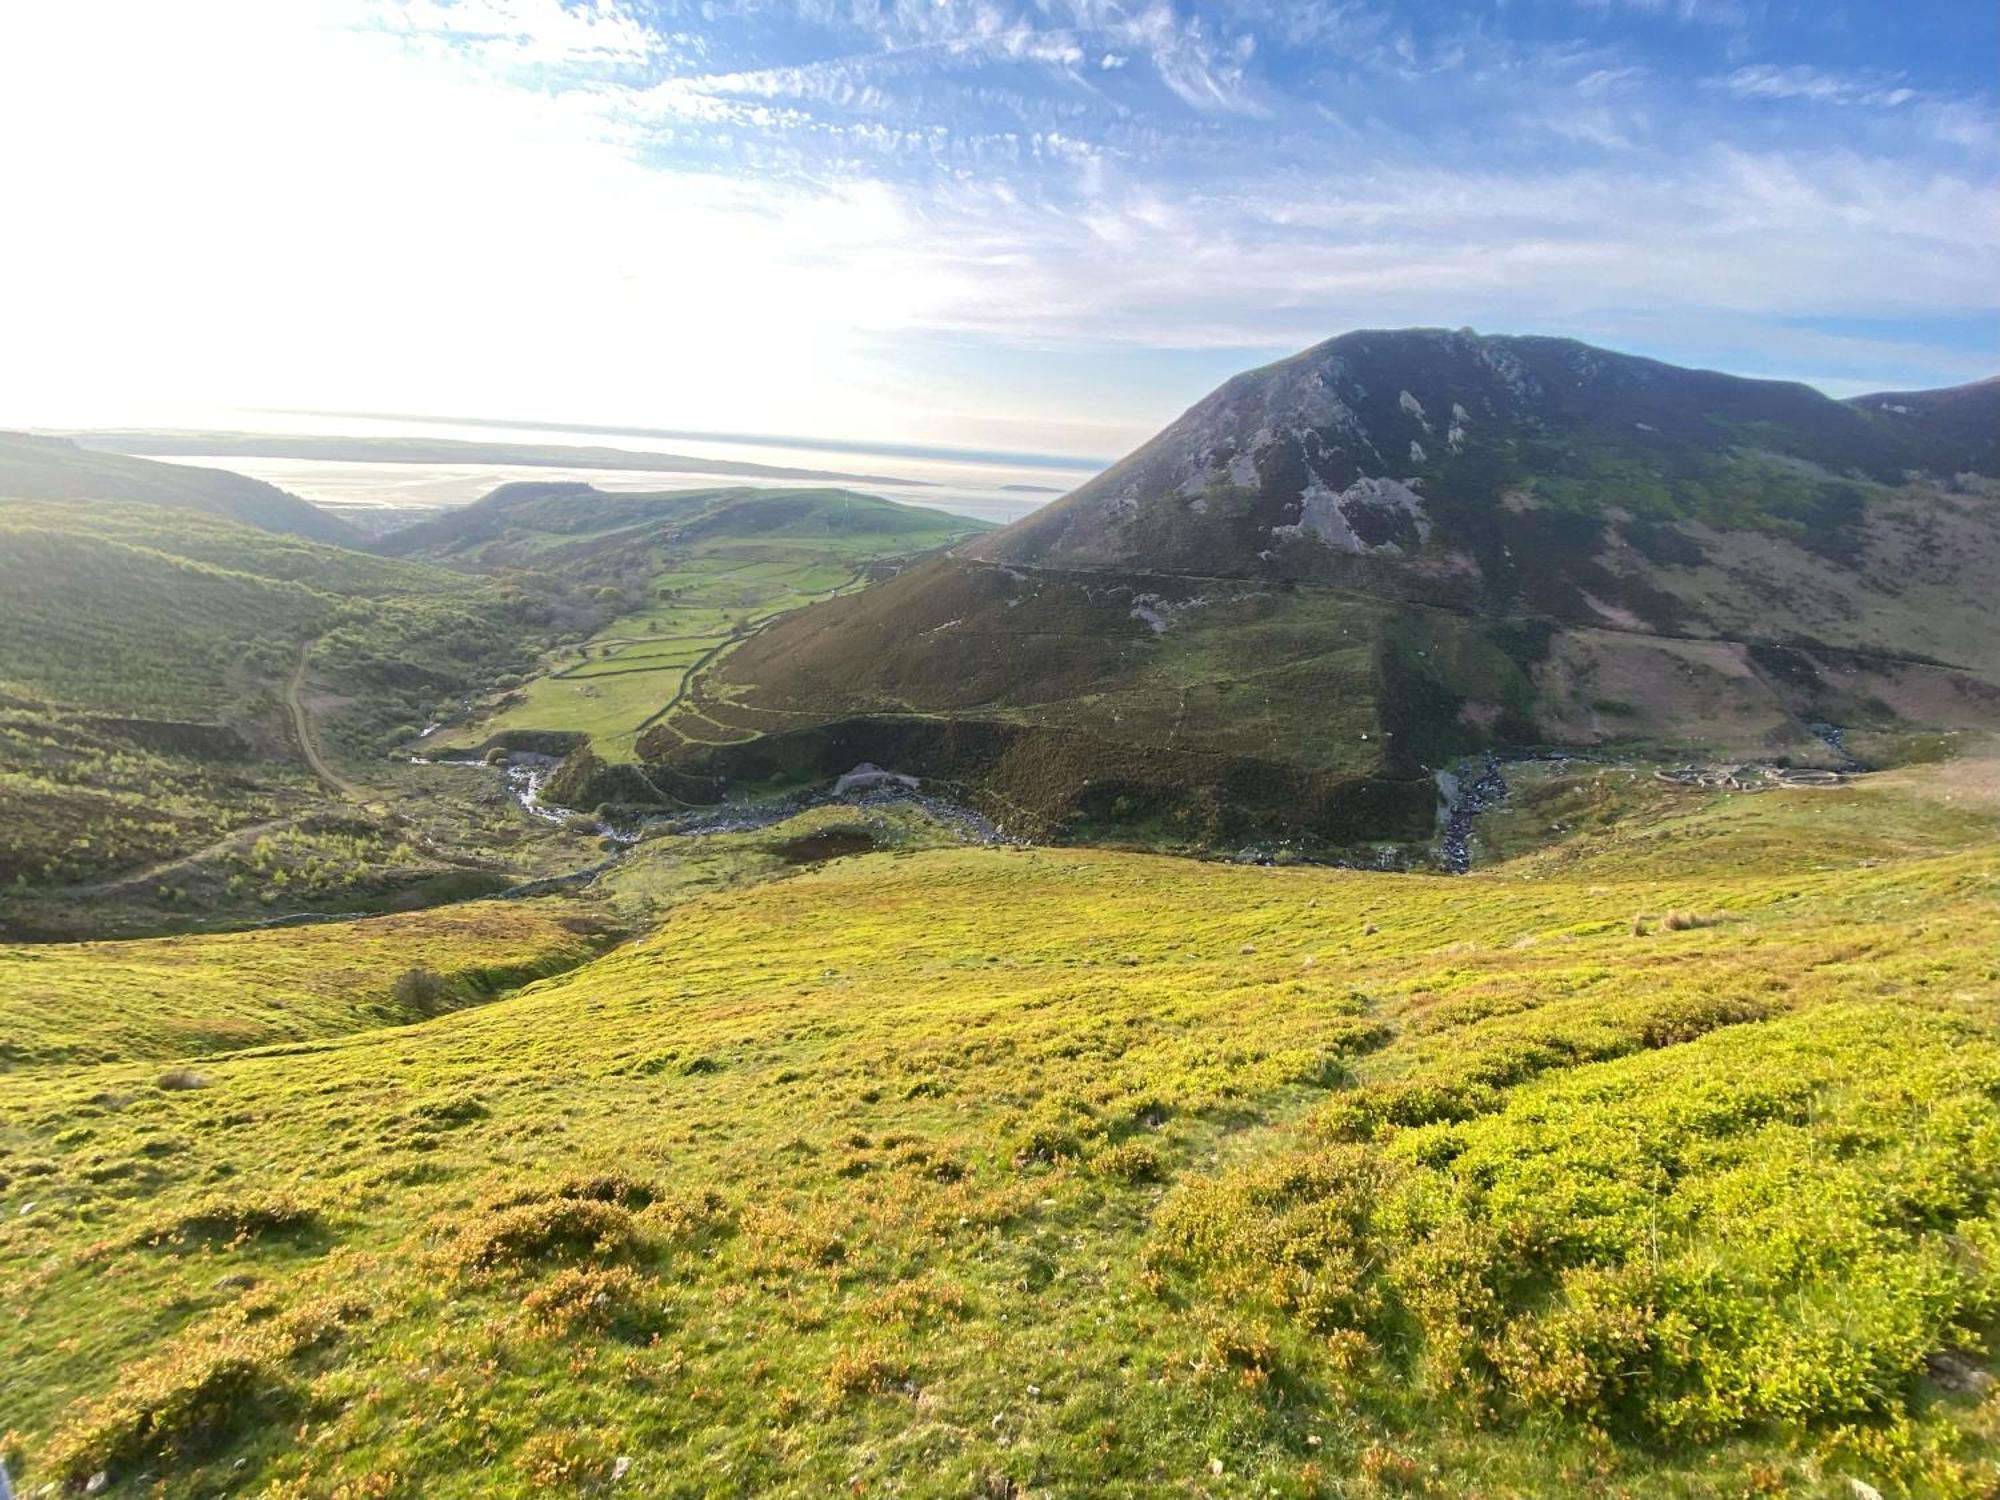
top-left (138, 1190), bottom-right (320, 1248)
top-left (448, 1196), bottom-right (640, 1275)
top-left (519, 1265), bottom-right (658, 1339)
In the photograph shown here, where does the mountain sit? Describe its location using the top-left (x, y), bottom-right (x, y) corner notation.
top-left (637, 330), bottom-right (2000, 848)
top-left (0, 431), bottom-right (363, 545)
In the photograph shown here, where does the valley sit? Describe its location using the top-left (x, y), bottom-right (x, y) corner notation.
top-left (2, 332), bottom-right (1998, 1499)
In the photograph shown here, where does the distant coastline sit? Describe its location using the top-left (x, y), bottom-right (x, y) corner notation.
top-left (62, 430), bottom-right (930, 488)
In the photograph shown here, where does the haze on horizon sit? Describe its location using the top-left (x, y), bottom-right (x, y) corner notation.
top-left (2, 0), bottom-right (1994, 463)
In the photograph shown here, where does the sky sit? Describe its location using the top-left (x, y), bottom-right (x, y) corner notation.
top-left (1, 0), bottom-right (1994, 462)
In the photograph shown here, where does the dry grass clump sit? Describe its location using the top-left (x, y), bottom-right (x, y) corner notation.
top-left (514, 1427), bottom-right (621, 1489)
top-left (1632, 909), bottom-right (1724, 936)
top-left (137, 1189), bottom-right (320, 1248)
top-left (448, 1197), bottom-right (638, 1276)
top-left (40, 1294), bottom-right (368, 1487)
top-left (519, 1265), bottom-right (658, 1339)
top-left (825, 1343), bottom-right (910, 1399)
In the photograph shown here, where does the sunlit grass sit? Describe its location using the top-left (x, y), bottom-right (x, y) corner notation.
top-left (2, 768), bottom-right (1995, 1496)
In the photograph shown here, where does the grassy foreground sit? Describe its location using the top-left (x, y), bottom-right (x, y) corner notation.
top-left (1, 766), bottom-right (1997, 1497)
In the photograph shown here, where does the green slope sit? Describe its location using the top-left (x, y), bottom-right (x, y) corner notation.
top-left (0, 754), bottom-right (1994, 1497)
top-left (394, 484), bottom-right (992, 762)
top-left (0, 501), bottom-right (577, 900)
top-left (0, 431), bottom-right (362, 546)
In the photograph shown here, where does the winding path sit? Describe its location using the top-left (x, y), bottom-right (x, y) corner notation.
top-left (286, 641), bottom-right (365, 800)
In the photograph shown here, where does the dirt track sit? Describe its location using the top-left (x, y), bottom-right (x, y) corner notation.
top-left (286, 641), bottom-right (364, 799)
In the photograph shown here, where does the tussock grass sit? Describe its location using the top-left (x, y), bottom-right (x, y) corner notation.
top-left (138, 1190), bottom-right (320, 1248)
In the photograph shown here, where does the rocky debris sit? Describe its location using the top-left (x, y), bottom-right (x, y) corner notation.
top-left (833, 763), bottom-right (920, 795)
top-left (1273, 475), bottom-right (1432, 554)
top-left (1437, 753), bottom-right (1509, 872)
top-left (1129, 593), bottom-right (1171, 634)
top-left (1808, 719), bottom-right (1865, 771)
top-left (1654, 764), bottom-right (1849, 791)
top-left (1925, 1348), bottom-right (1996, 1395)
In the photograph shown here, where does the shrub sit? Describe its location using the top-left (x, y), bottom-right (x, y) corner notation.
top-left (40, 1296), bottom-right (366, 1485)
top-left (412, 1091), bottom-right (488, 1126)
top-left (556, 1174), bottom-right (658, 1210)
top-left (1093, 1140), bottom-right (1164, 1184)
top-left (389, 967), bottom-right (452, 1013)
top-left (139, 1191), bottom-right (319, 1248)
top-left (519, 1266), bottom-right (656, 1338)
top-left (450, 1198), bottom-right (638, 1274)
top-left (1660, 909), bottom-right (1720, 932)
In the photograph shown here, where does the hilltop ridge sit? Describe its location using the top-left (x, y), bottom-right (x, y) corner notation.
top-left (0, 431), bottom-right (362, 546)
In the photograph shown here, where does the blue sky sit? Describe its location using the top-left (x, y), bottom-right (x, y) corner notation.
top-left (1, 0), bottom-right (1993, 458)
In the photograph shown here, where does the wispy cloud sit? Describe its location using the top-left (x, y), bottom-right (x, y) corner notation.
top-left (1722, 62), bottom-right (1915, 107)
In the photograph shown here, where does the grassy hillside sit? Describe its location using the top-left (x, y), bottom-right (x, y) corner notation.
top-left (0, 902), bottom-right (612, 1068)
top-left (1, 757), bottom-right (1994, 1497)
top-left (0, 432), bottom-right (361, 545)
top-left (400, 486), bottom-right (991, 762)
top-left (0, 502), bottom-right (584, 907)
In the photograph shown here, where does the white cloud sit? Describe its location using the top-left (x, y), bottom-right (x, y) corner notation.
top-left (1722, 63), bottom-right (1918, 108)
top-left (0, 0), bottom-right (1990, 449)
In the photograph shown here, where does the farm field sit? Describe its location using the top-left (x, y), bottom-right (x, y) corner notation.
top-left (411, 489), bottom-right (990, 763)
top-left (2, 756), bottom-right (1995, 1498)
top-left (448, 553), bottom-right (870, 761)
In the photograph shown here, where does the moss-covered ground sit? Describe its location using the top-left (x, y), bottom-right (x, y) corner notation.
top-left (2, 756), bottom-right (1995, 1497)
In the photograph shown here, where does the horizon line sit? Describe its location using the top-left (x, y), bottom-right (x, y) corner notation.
top-left (254, 408), bottom-right (1116, 474)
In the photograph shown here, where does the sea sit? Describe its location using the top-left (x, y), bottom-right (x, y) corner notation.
top-left (143, 412), bottom-right (1102, 531)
